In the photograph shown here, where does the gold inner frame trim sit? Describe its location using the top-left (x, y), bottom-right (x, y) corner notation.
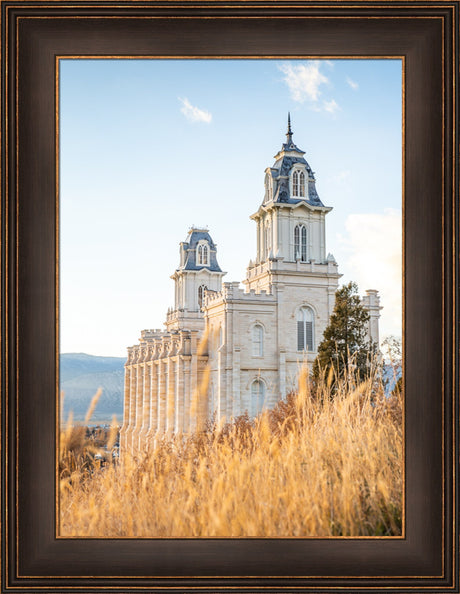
top-left (53, 53), bottom-right (407, 546)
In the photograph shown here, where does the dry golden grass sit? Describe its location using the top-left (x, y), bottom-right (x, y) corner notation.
top-left (59, 367), bottom-right (403, 538)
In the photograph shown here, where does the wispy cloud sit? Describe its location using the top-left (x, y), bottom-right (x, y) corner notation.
top-left (278, 61), bottom-right (329, 103)
top-left (278, 61), bottom-right (340, 113)
top-left (335, 170), bottom-right (352, 187)
top-left (178, 97), bottom-right (212, 123)
top-left (346, 76), bottom-right (359, 90)
top-left (323, 99), bottom-right (340, 113)
top-left (338, 208), bottom-right (402, 340)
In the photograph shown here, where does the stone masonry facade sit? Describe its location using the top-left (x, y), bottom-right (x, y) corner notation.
top-left (120, 118), bottom-right (382, 456)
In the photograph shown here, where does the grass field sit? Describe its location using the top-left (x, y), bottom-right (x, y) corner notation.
top-left (59, 363), bottom-right (403, 538)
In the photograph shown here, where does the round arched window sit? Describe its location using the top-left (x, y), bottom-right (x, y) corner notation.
top-left (297, 306), bottom-right (314, 352)
top-left (250, 379), bottom-right (266, 417)
top-left (252, 324), bottom-right (264, 357)
top-left (294, 224), bottom-right (308, 262)
top-left (198, 285), bottom-right (208, 308)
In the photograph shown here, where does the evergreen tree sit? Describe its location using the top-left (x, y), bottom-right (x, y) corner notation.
top-left (313, 281), bottom-right (375, 385)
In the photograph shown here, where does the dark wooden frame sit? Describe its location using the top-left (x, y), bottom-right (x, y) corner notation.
top-left (1, 2), bottom-right (458, 592)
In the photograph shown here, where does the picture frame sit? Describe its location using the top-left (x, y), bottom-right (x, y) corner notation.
top-left (1, 2), bottom-right (458, 592)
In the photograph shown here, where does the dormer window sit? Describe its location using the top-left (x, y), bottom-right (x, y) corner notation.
top-left (197, 241), bottom-right (210, 266)
top-left (265, 173), bottom-right (273, 202)
top-left (292, 170), bottom-right (305, 198)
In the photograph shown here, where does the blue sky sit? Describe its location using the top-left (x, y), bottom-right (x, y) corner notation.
top-left (60, 59), bottom-right (402, 357)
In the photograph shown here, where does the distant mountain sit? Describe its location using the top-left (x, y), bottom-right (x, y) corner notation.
top-left (59, 353), bottom-right (401, 425)
top-left (60, 353), bottom-right (125, 424)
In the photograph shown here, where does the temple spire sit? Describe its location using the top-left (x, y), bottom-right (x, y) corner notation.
top-left (275, 112), bottom-right (305, 158)
top-left (286, 112), bottom-right (293, 143)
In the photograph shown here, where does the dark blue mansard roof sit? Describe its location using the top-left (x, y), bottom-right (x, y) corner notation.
top-left (179, 228), bottom-right (222, 272)
top-left (267, 115), bottom-right (325, 208)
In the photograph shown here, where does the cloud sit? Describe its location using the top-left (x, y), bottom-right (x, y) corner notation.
top-left (346, 76), bottom-right (359, 90)
top-left (338, 209), bottom-right (402, 341)
top-left (323, 99), bottom-right (340, 113)
top-left (278, 61), bottom-right (329, 103)
top-left (178, 97), bottom-right (212, 123)
top-left (334, 170), bottom-right (351, 187)
top-left (278, 61), bottom-right (340, 113)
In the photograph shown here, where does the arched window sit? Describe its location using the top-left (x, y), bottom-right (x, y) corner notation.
top-left (301, 225), bottom-right (307, 261)
top-left (294, 224), bottom-right (308, 262)
top-left (250, 379), bottom-right (266, 417)
top-left (297, 306), bottom-right (314, 352)
top-left (210, 383), bottom-right (215, 415)
top-left (265, 224), bottom-right (271, 259)
top-left (293, 171), bottom-right (299, 196)
top-left (293, 170), bottom-right (305, 197)
top-left (198, 284), bottom-right (207, 308)
top-left (197, 242), bottom-right (209, 266)
top-left (294, 225), bottom-right (299, 258)
top-left (252, 324), bottom-right (264, 357)
top-left (299, 171), bottom-right (305, 197)
top-left (265, 173), bottom-right (273, 201)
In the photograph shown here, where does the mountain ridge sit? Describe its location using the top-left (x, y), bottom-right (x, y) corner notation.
top-left (60, 353), bottom-right (125, 423)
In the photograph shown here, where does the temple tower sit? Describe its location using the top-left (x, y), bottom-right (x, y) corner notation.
top-left (166, 227), bottom-right (226, 332)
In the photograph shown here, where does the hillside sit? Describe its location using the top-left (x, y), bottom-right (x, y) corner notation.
top-left (59, 352), bottom-right (399, 425)
top-left (60, 353), bottom-right (125, 424)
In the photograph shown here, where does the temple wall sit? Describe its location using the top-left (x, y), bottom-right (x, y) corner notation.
top-left (120, 329), bottom-right (209, 457)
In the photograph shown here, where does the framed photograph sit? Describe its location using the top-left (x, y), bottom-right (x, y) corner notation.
top-left (58, 56), bottom-right (403, 540)
top-left (1, 2), bottom-right (458, 592)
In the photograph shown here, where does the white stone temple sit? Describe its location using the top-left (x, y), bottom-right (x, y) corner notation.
top-left (120, 116), bottom-right (382, 456)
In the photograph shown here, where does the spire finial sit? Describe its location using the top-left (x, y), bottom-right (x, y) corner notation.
top-left (286, 112), bottom-right (293, 143)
